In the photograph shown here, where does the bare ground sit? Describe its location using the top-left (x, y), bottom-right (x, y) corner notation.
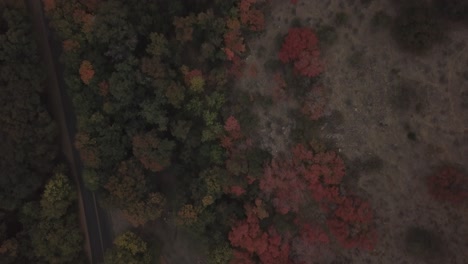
top-left (237, 0), bottom-right (468, 263)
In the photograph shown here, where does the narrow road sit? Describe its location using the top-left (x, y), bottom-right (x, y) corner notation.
top-left (25, 1), bottom-right (112, 263)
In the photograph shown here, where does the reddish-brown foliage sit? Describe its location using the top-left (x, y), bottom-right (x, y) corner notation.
top-left (132, 132), bottom-right (172, 172)
top-left (224, 18), bottom-right (245, 60)
top-left (291, 220), bottom-right (331, 263)
top-left (42, 0), bottom-right (56, 12)
top-left (229, 205), bottom-right (291, 264)
top-left (98, 81), bottom-right (109, 97)
top-left (290, 0), bottom-right (298, 4)
top-left (224, 116), bottom-right (242, 139)
top-left (427, 167), bottom-right (468, 204)
top-left (259, 144), bottom-right (377, 251)
top-left (221, 115), bottom-right (244, 156)
top-left (239, 0), bottom-right (265, 31)
top-left (260, 144), bottom-right (346, 214)
top-left (230, 250), bottom-right (255, 264)
top-left (72, 9), bottom-right (95, 33)
top-left (79, 60), bottom-right (95, 85)
top-left (223, 18), bottom-right (246, 77)
top-left (63, 39), bottom-right (80, 52)
top-left (183, 68), bottom-right (203, 86)
top-left (229, 205), bottom-right (268, 255)
top-left (279, 28), bottom-right (324, 77)
top-left (229, 55), bottom-right (245, 78)
top-left (326, 195), bottom-right (377, 250)
top-left (78, 0), bottom-right (98, 11)
top-left (260, 159), bottom-right (309, 214)
top-left (74, 132), bottom-right (100, 168)
top-left (229, 185), bottom-right (246, 197)
top-left (174, 16), bottom-right (195, 43)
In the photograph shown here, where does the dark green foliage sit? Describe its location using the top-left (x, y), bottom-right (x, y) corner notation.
top-left (0, 7), bottom-right (58, 211)
top-left (316, 24), bottom-right (338, 48)
top-left (389, 79), bottom-right (426, 113)
top-left (434, 0), bottom-right (468, 22)
top-left (393, 7), bottom-right (443, 53)
top-left (263, 58), bottom-right (282, 73)
top-left (290, 17), bottom-right (302, 27)
top-left (371, 10), bottom-right (391, 29)
top-left (0, 4), bottom-right (87, 263)
top-left (407, 132), bottom-right (417, 141)
top-left (405, 227), bottom-right (443, 259)
top-left (335, 12), bottom-right (349, 26)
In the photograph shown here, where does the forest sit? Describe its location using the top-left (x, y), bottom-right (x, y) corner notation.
top-left (1, 0), bottom-right (467, 263)
top-left (0, 1), bottom-right (84, 263)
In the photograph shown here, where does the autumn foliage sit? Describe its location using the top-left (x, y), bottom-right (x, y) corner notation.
top-left (132, 131), bottom-right (174, 172)
top-left (326, 195), bottom-right (377, 250)
top-left (279, 28), bottom-right (324, 77)
top-left (239, 0), bottom-right (265, 31)
top-left (63, 39), bottom-right (80, 52)
top-left (79, 60), bottom-right (95, 85)
top-left (42, 0), bottom-right (56, 12)
top-left (258, 144), bottom-right (377, 251)
top-left (427, 167), bottom-right (468, 204)
top-left (228, 205), bottom-right (291, 264)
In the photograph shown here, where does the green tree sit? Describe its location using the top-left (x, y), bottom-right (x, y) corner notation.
top-left (146, 32), bottom-right (169, 57)
top-left (40, 173), bottom-right (76, 219)
top-left (104, 231), bottom-right (152, 264)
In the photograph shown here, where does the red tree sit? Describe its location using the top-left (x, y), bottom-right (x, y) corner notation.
top-left (239, 0), bottom-right (265, 31)
top-left (326, 195), bottom-right (377, 250)
top-left (63, 39), bottom-right (80, 52)
top-left (291, 220), bottom-right (331, 264)
top-left (42, 0), bottom-right (55, 12)
top-left (427, 167), bottom-right (468, 204)
top-left (260, 159), bottom-right (309, 214)
top-left (230, 250), bottom-right (255, 264)
top-left (79, 60), bottom-right (94, 85)
top-left (229, 205), bottom-right (292, 264)
top-left (229, 205), bottom-right (269, 255)
top-left (279, 28), bottom-right (324, 77)
top-left (224, 116), bottom-right (242, 139)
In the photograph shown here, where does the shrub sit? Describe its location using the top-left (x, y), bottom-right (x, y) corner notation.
top-left (316, 24), bottom-right (337, 48)
top-left (427, 167), bottom-right (468, 204)
top-left (405, 227), bottom-right (443, 259)
top-left (335, 12), bottom-right (349, 26)
top-left (393, 7), bottom-right (443, 53)
top-left (371, 11), bottom-right (391, 29)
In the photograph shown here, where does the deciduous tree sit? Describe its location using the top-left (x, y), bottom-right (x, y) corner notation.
top-left (104, 231), bottom-right (152, 264)
top-left (79, 60), bottom-right (94, 85)
top-left (132, 131), bottom-right (175, 172)
top-left (279, 28), bottom-right (324, 77)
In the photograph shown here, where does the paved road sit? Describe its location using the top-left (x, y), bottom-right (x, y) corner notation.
top-left (25, 1), bottom-right (112, 263)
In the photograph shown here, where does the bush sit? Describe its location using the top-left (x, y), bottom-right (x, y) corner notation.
top-left (371, 11), bottom-right (391, 29)
top-left (427, 167), bottom-right (468, 204)
top-left (434, 0), bottom-right (468, 22)
top-left (316, 24), bottom-right (338, 48)
top-left (393, 7), bottom-right (443, 53)
top-left (335, 12), bottom-right (349, 26)
top-left (405, 227), bottom-right (443, 259)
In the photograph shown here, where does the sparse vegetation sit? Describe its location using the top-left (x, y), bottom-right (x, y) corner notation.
top-left (405, 227), bottom-right (443, 259)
